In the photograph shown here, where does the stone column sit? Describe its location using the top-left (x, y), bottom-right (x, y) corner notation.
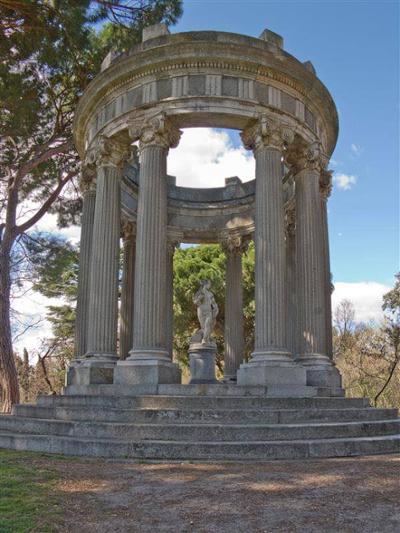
top-left (73, 171), bottom-right (96, 359)
top-left (293, 142), bottom-right (341, 391)
top-left (119, 221), bottom-right (135, 360)
top-left (285, 205), bottom-right (297, 358)
top-left (72, 136), bottom-right (129, 386)
top-left (320, 170), bottom-right (334, 359)
top-left (114, 113), bottom-right (182, 387)
top-left (166, 240), bottom-right (179, 359)
top-left (67, 136), bottom-right (130, 387)
top-left (222, 235), bottom-right (247, 381)
top-left (237, 115), bottom-right (306, 388)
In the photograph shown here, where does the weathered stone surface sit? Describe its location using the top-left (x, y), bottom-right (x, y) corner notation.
top-left (188, 343), bottom-right (218, 384)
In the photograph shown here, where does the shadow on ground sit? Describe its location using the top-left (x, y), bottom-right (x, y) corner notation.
top-left (23, 454), bottom-right (399, 532)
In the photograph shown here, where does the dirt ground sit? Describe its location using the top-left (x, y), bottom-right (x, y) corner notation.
top-left (35, 454), bottom-right (400, 533)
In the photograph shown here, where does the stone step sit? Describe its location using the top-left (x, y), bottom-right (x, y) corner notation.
top-left (0, 430), bottom-right (398, 459)
top-left (12, 404), bottom-right (398, 425)
top-left (1, 416), bottom-right (399, 442)
top-left (36, 395), bottom-right (370, 410)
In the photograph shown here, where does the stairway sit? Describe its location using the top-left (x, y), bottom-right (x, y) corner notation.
top-left (0, 388), bottom-right (399, 460)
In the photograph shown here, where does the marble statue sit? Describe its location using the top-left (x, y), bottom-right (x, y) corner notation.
top-left (193, 280), bottom-right (219, 344)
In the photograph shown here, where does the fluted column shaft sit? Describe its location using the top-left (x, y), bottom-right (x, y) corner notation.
top-left (223, 238), bottom-right (245, 380)
top-left (252, 145), bottom-right (290, 361)
top-left (74, 184), bottom-right (96, 358)
top-left (295, 167), bottom-right (328, 363)
top-left (166, 242), bottom-right (178, 359)
top-left (119, 223), bottom-right (135, 359)
top-left (321, 178), bottom-right (333, 359)
top-left (86, 164), bottom-right (121, 358)
top-left (130, 144), bottom-right (169, 359)
top-left (285, 213), bottom-right (297, 357)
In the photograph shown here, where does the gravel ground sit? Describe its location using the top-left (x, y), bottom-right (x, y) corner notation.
top-left (36, 454), bottom-right (400, 533)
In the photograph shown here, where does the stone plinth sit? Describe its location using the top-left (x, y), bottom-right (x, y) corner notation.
top-left (189, 343), bottom-right (218, 384)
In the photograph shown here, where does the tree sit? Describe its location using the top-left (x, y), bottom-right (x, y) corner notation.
top-left (0, 0), bottom-right (183, 411)
top-left (374, 273), bottom-right (400, 405)
top-left (333, 275), bottom-right (400, 408)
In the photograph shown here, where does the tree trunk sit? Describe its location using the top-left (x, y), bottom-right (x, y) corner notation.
top-left (0, 244), bottom-right (20, 412)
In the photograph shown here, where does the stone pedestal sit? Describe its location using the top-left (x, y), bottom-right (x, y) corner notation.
top-left (189, 343), bottom-right (218, 384)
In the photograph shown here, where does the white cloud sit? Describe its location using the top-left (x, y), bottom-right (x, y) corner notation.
top-left (333, 172), bottom-right (357, 190)
top-left (332, 281), bottom-right (390, 323)
top-left (350, 143), bottom-right (363, 157)
top-left (168, 128), bottom-right (255, 188)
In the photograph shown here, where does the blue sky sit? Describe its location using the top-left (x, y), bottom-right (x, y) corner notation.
top-left (173, 0), bottom-right (399, 287)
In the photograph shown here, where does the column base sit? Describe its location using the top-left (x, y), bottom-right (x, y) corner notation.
top-left (237, 359), bottom-right (307, 387)
top-left (189, 342), bottom-right (218, 384)
top-left (114, 358), bottom-right (181, 386)
top-left (65, 357), bottom-right (117, 386)
top-left (297, 354), bottom-right (343, 393)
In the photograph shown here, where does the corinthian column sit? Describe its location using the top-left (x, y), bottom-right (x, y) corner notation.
top-left (114, 113), bottom-right (182, 387)
top-left (222, 235), bottom-right (247, 381)
top-left (166, 240), bottom-right (179, 359)
top-left (320, 170), bottom-right (334, 359)
top-left (293, 141), bottom-right (341, 391)
top-left (66, 136), bottom-right (131, 387)
top-left (119, 221), bottom-right (135, 360)
top-left (285, 204), bottom-right (297, 358)
top-left (74, 170), bottom-right (96, 359)
top-left (237, 115), bottom-right (306, 388)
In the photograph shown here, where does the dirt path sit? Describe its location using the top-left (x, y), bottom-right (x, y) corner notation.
top-left (31, 454), bottom-right (400, 532)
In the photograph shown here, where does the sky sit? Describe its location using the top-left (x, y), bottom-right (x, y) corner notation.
top-left (12, 0), bottom-right (400, 353)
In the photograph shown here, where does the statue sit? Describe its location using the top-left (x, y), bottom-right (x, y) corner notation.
top-left (192, 280), bottom-right (219, 345)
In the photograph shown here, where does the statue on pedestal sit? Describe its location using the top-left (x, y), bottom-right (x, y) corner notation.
top-left (189, 280), bottom-right (219, 384)
top-left (192, 279), bottom-right (219, 344)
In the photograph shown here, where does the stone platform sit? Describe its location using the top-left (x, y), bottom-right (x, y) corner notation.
top-left (0, 385), bottom-right (399, 460)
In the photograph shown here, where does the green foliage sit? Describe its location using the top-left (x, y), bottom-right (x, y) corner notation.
top-left (0, 450), bottom-right (60, 532)
top-left (173, 244), bottom-right (255, 375)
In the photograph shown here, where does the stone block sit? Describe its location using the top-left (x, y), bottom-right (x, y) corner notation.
top-left (114, 359), bottom-right (181, 386)
top-left (142, 23), bottom-right (169, 42)
top-left (65, 360), bottom-right (115, 386)
top-left (259, 29), bottom-right (284, 49)
top-left (237, 362), bottom-right (307, 387)
top-left (305, 365), bottom-right (342, 389)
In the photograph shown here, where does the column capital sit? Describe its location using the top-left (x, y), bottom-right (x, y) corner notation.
top-left (320, 168), bottom-right (333, 200)
top-left (221, 234), bottom-right (249, 256)
top-left (130, 112), bottom-right (182, 151)
top-left (121, 220), bottom-right (135, 241)
top-left (288, 139), bottom-right (329, 175)
top-left (241, 114), bottom-right (294, 152)
top-left (85, 135), bottom-right (132, 169)
top-left (80, 166), bottom-right (96, 194)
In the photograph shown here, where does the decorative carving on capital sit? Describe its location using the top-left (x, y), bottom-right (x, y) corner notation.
top-left (241, 114), bottom-right (294, 152)
top-left (85, 135), bottom-right (131, 169)
top-left (121, 220), bottom-right (135, 242)
top-left (130, 112), bottom-right (182, 151)
top-left (286, 138), bottom-right (329, 175)
top-left (320, 169), bottom-right (333, 200)
top-left (221, 234), bottom-right (249, 256)
top-left (80, 166), bottom-right (96, 194)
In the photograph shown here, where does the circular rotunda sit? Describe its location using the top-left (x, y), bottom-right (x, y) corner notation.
top-left (70, 23), bottom-right (341, 394)
top-left (3, 25), bottom-right (399, 460)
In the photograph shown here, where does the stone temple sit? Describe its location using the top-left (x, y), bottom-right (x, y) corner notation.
top-left (0, 26), bottom-right (399, 459)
